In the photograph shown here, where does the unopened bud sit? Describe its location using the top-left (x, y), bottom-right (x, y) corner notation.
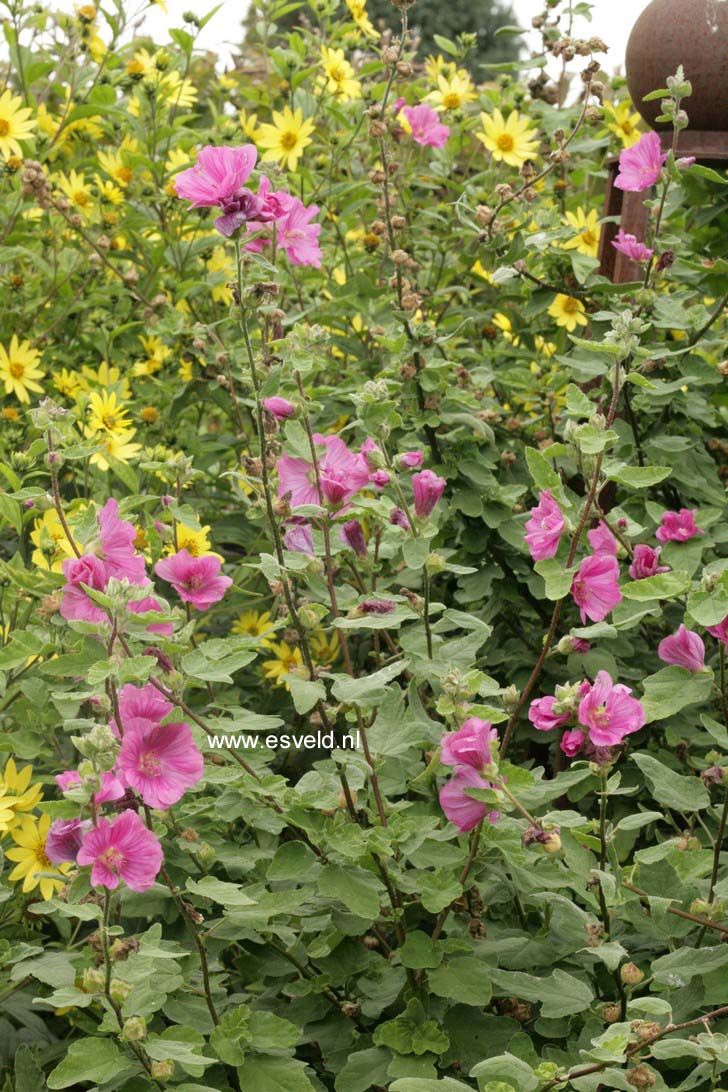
top-left (620, 962), bottom-right (644, 985)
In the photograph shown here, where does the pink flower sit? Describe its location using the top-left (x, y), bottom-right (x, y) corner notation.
top-left (369, 469), bottom-right (390, 489)
top-left (528, 695), bottom-right (571, 733)
top-left (263, 397), bottom-right (296, 420)
top-left (611, 228), bottom-right (654, 263)
top-left (340, 519), bottom-right (367, 557)
top-left (117, 718), bottom-right (204, 810)
top-left (658, 624), bottom-right (705, 673)
top-left (56, 769), bottom-right (125, 803)
top-left (587, 521), bottom-right (618, 557)
top-left (174, 145), bottom-right (258, 207)
top-left (284, 521), bottom-right (314, 556)
top-left (572, 638), bottom-right (591, 655)
top-left (359, 599), bottom-right (396, 614)
top-left (655, 509), bottom-right (703, 543)
top-left (277, 434), bottom-right (371, 509)
top-left (412, 469), bottom-right (446, 518)
top-left (46, 818), bottom-right (90, 863)
top-left (614, 131), bottom-right (667, 192)
top-left (440, 718), bottom-right (498, 770)
top-left (154, 550), bottom-right (232, 610)
top-left (629, 544), bottom-right (670, 580)
top-left (524, 490), bottom-right (565, 561)
top-left (127, 596), bottom-right (174, 636)
top-left (439, 765), bottom-right (500, 833)
top-left (707, 616), bottom-right (728, 647)
top-left (402, 103), bottom-right (450, 149)
top-left (77, 809), bottom-right (163, 892)
top-left (117, 682), bottom-right (173, 730)
top-left (397, 450), bottom-right (424, 469)
top-left (60, 554), bottom-right (109, 624)
top-left (255, 174), bottom-right (293, 221)
top-left (560, 729), bottom-right (586, 757)
top-left (389, 507), bottom-right (410, 530)
top-left (277, 198), bottom-right (322, 268)
top-left (95, 499), bottom-right (148, 584)
top-left (577, 670), bottom-right (646, 746)
top-left (571, 554), bottom-right (622, 624)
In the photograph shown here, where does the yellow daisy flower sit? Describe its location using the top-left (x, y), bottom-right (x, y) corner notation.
top-left (492, 312), bottom-right (520, 347)
top-left (605, 100), bottom-right (642, 148)
top-left (0, 336), bottom-right (44, 403)
top-left (133, 335), bottom-right (171, 377)
top-left (471, 260), bottom-right (494, 283)
top-left (535, 335), bottom-right (557, 358)
top-left (232, 610), bottom-right (276, 643)
top-left (257, 107), bottom-right (315, 172)
top-left (56, 169), bottom-right (94, 216)
top-left (169, 524), bottom-right (220, 559)
top-left (178, 358), bottom-right (195, 383)
top-left (238, 110), bottom-right (259, 139)
top-left (207, 247), bottom-right (234, 305)
top-left (476, 108), bottom-right (539, 168)
top-left (52, 367), bottom-right (84, 399)
top-left (95, 177), bottom-right (124, 205)
top-left (562, 207), bottom-right (601, 258)
top-left (424, 54), bottom-right (453, 81)
top-left (548, 294), bottom-right (588, 332)
top-left (0, 759), bottom-right (44, 834)
top-left (320, 46), bottom-right (361, 101)
top-left (165, 148), bottom-right (191, 175)
top-left (6, 814), bottom-right (72, 900)
top-left (345, 0), bottom-right (377, 38)
top-left (89, 430), bottom-right (141, 471)
top-left (86, 389), bottom-right (132, 435)
top-left (262, 640), bottom-right (304, 688)
top-left (310, 629), bottom-right (340, 666)
top-left (31, 508), bottom-right (78, 571)
top-left (427, 71), bottom-right (477, 112)
top-left (81, 361), bottom-right (131, 398)
top-left (0, 89), bottom-right (37, 159)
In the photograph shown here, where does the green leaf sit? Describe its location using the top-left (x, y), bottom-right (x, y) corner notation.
top-left (186, 877), bottom-right (255, 907)
top-left (574, 425), bottom-right (619, 454)
top-left (525, 446), bottom-right (567, 504)
top-left (640, 665), bottom-right (714, 723)
top-left (236, 1055), bottom-right (316, 1092)
top-left (651, 944), bottom-right (728, 987)
top-left (330, 659), bottom-right (409, 706)
top-left (14, 1045), bottom-right (46, 1092)
top-left (47, 1039), bottom-right (129, 1089)
top-left (605, 463), bottom-right (673, 488)
top-left (470, 1054), bottom-right (538, 1091)
top-left (632, 753), bottom-right (710, 812)
top-left (534, 559), bottom-right (577, 600)
top-left (267, 841), bottom-right (318, 881)
top-left (210, 1005), bottom-right (251, 1066)
top-left (181, 640), bottom-right (256, 684)
top-left (335, 1048), bottom-right (392, 1092)
top-left (390, 1081), bottom-right (474, 1092)
top-left (687, 572), bottom-right (728, 626)
top-left (490, 969), bottom-right (594, 1018)
top-left (620, 571), bottom-right (691, 600)
top-left (288, 675), bottom-right (326, 714)
top-left (399, 931), bottom-right (443, 970)
top-left (318, 865), bottom-right (382, 919)
top-left (428, 957), bottom-right (492, 1006)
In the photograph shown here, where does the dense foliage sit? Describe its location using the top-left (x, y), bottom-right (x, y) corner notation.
top-left (0, 0), bottom-right (727, 1090)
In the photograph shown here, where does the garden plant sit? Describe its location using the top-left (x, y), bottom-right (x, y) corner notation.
top-left (0, 0), bottom-right (727, 1088)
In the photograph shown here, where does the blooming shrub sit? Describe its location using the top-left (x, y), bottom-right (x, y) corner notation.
top-left (0, 0), bottom-right (727, 1089)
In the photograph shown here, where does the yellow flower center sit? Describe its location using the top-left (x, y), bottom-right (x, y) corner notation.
top-left (118, 166), bottom-right (133, 183)
top-left (622, 121), bottom-right (633, 134)
top-left (100, 846), bottom-right (124, 868)
top-left (0, 120), bottom-right (10, 136)
top-left (74, 191), bottom-right (89, 206)
top-left (562, 297), bottom-right (579, 314)
top-left (442, 92), bottom-right (460, 110)
top-left (9, 360), bottom-right (25, 379)
top-left (330, 65), bottom-right (346, 82)
top-left (497, 133), bottom-right (515, 152)
top-left (102, 412), bottom-right (119, 428)
top-left (581, 229), bottom-right (596, 247)
top-left (280, 130), bottom-right (298, 150)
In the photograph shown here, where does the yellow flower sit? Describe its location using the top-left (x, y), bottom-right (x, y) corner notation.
top-left (0, 759), bottom-right (43, 834)
top-left (178, 358), bottom-right (194, 383)
top-left (493, 312), bottom-right (520, 347)
top-left (159, 70), bottom-right (198, 110)
top-left (207, 247), bottom-right (234, 305)
top-left (548, 294), bottom-right (588, 332)
top-left (562, 207), bottom-right (601, 258)
top-left (86, 389), bottom-right (132, 435)
top-left (31, 508), bottom-right (77, 571)
top-left (0, 89), bottom-right (37, 159)
top-left (605, 100), bottom-right (642, 148)
top-left (345, 0), bottom-right (377, 38)
top-left (81, 361), bottom-right (131, 398)
top-left (535, 335), bottom-right (557, 358)
top-left (320, 46), bottom-right (361, 101)
top-left (2, 406), bottom-right (19, 422)
top-left (476, 109), bottom-right (539, 168)
top-left (134, 335), bottom-right (171, 377)
top-left (232, 609), bottom-right (276, 643)
top-left (424, 54), bottom-right (453, 81)
top-left (262, 640), bottom-right (304, 688)
top-left (56, 169), bottom-right (94, 216)
top-left (257, 107), bottom-right (315, 172)
top-left (6, 814), bottom-right (72, 900)
top-left (95, 177), bottom-right (124, 205)
top-left (427, 71), bottom-right (477, 112)
top-left (52, 367), bottom-right (84, 399)
top-left (471, 260), bottom-right (494, 283)
top-left (165, 148), bottom-right (191, 175)
top-left (0, 336), bottom-right (44, 403)
top-left (169, 523), bottom-right (220, 559)
top-left (89, 430), bottom-right (141, 471)
top-left (238, 110), bottom-right (259, 139)
top-left (310, 629), bottom-right (340, 666)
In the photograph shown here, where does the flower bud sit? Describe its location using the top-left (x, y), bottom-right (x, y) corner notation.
top-left (82, 967), bottom-right (105, 993)
top-left (150, 1059), bottom-right (175, 1082)
top-left (122, 1015), bottom-right (147, 1042)
top-left (603, 1002), bottom-right (622, 1023)
top-left (425, 552), bottom-right (446, 575)
top-left (620, 962), bottom-right (644, 985)
top-left (109, 978), bottom-right (131, 1003)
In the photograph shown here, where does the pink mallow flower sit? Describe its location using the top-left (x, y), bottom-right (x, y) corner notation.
top-left (397, 451), bottom-right (424, 470)
top-left (117, 718), bottom-right (204, 810)
top-left (707, 617), bottom-right (728, 647)
top-left (277, 434), bottom-right (371, 509)
top-left (46, 818), bottom-right (90, 864)
top-left (560, 729), bottom-right (586, 757)
top-left (339, 519), bottom-right (367, 557)
top-left (174, 144), bottom-right (262, 237)
top-left (56, 769), bottom-right (125, 803)
top-left (528, 695), bottom-right (571, 733)
top-left (440, 718), bottom-right (498, 771)
top-left (402, 103), bottom-right (450, 149)
top-left (277, 198), bottom-right (322, 268)
top-left (587, 521), bottom-right (618, 557)
top-left (127, 596), bottom-right (174, 636)
top-left (77, 809), bottom-right (163, 892)
top-left (614, 131), bottom-right (667, 193)
top-left (656, 509), bottom-right (703, 544)
top-left (263, 397), bottom-right (296, 420)
top-left (60, 554), bottom-right (109, 624)
top-left (154, 550), bottom-right (232, 611)
top-left (284, 521), bottom-right (314, 556)
top-left (571, 553), bottom-right (622, 624)
top-left (658, 624), bottom-right (706, 673)
top-left (117, 682), bottom-right (173, 730)
top-left (611, 228), bottom-right (654, 263)
top-left (524, 490), bottom-right (565, 561)
top-left (412, 469), bottom-right (446, 518)
top-left (629, 544), bottom-right (670, 580)
top-left (94, 499), bottom-right (149, 584)
top-left (577, 670), bottom-right (645, 747)
top-left (439, 765), bottom-right (500, 833)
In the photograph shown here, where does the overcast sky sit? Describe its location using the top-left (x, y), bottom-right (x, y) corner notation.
top-left (141, 0), bottom-right (653, 72)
